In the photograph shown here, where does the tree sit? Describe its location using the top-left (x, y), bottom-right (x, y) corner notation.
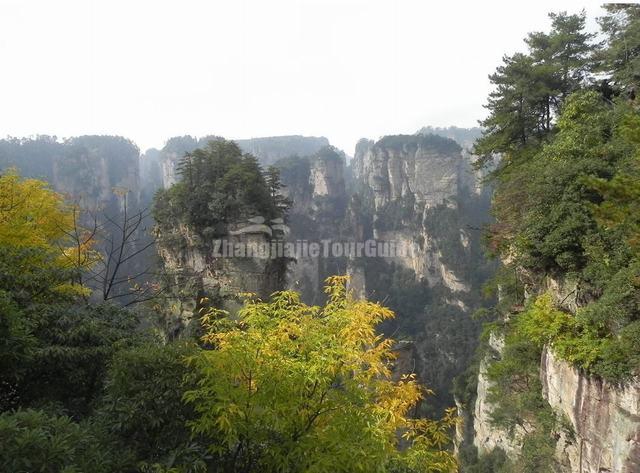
top-left (475, 12), bottom-right (594, 167)
top-left (0, 409), bottom-right (114, 473)
top-left (474, 52), bottom-right (540, 162)
top-left (597, 4), bottom-right (640, 98)
top-left (264, 165), bottom-right (292, 212)
top-left (99, 343), bottom-right (206, 471)
top-left (16, 303), bottom-right (145, 417)
top-left (91, 190), bottom-right (158, 304)
top-left (155, 139), bottom-right (282, 236)
top-left (184, 276), bottom-right (458, 473)
top-left (0, 169), bottom-right (90, 302)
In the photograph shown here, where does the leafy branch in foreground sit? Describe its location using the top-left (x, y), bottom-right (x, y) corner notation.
top-left (184, 276), bottom-right (458, 473)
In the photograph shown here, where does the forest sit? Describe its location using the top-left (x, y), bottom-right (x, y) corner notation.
top-left (0, 3), bottom-right (639, 473)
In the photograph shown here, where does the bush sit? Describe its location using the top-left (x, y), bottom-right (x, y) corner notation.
top-left (17, 303), bottom-right (146, 417)
top-left (99, 342), bottom-right (203, 467)
top-left (518, 293), bottom-right (640, 381)
top-left (0, 409), bottom-right (113, 473)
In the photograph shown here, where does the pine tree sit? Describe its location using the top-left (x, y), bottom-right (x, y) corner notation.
top-left (597, 4), bottom-right (640, 98)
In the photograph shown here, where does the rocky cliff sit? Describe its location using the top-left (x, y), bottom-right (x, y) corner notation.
top-left (541, 348), bottom-right (640, 473)
top-left (149, 135), bottom-right (331, 189)
top-left (0, 135), bottom-right (141, 212)
top-left (151, 138), bottom-right (290, 339)
top-left (275, 146), bottom-right (348, 303)
top-left (269, 132), bottom-right (494, 414)
top-left (351, 133), bottom-right (490, 301)
top-left (348, 133), bottom-right (493, 413)
top-left (235, 135), bottom-right (330, 166)
top-left (155, 223), bottom-right (287, 339)
top-left (466, 274), bottom-right (640, 472)
top-left (470, 330), bottom-right (640, 472)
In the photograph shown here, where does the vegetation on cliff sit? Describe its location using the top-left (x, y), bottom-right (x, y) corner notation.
top-left (0, 170), bottom-right (457, 472)
top-left (462, 5), bottom-right (640, 471)
top-left (376, 134), bottom-right (462, 155)
top-left (154, 139), bottom-right (283, 238)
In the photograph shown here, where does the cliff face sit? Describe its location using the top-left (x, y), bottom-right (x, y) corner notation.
top-left (235, 135), bottom-right (330, 167)
top-left (469, 279), bottom-right (640, 471)
top-left (541, 348), bottom-right (640, 473)
top-left (473, 333), bottom-right (525, 457)
top-left (351, 134), bottom-right (489, 296)
top-left (153, 135), bottom-right (331, 189)
top-left (353, 135), bottom-right (465, 211)
top-left (0, 135), bottom-right (141, 212)
top-left (276, 147), bottom-right (348, 303)
top-left (155, 224), bottom-right (287, 339)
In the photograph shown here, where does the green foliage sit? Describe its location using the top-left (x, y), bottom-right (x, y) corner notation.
top-left (154, 139), bottom-right (282, 237)
top-left (374, 195), bottom-right (417, 233)
top-left (597, 4), bottom-right (640, 96)
top-left (484, 322), bottom-right (561, 472)
top-left (0, 409), bottom-right (114, 473)
top-left (474, 11), bottom-right (594, 163)
top-left (99, 343), bottom-right (207, 470)
top-left (519, 291), bottom-right (640, 381)
top-left (377, 134), bottom-right (461, 155)
top-left (416, 127), bottom-right (482, 148)
top-left (15, 303), bottom-right (146, 417)
top-left (476, 61), bottom-right (640, 382)
top-left (185, 276), bottom-right (458, 473)
top-left (458, 444), bottom-right (510, 473)
top-left (274, 155), bottom-right (312, 193)
top-left (0, 292), bottom-right (34, 411)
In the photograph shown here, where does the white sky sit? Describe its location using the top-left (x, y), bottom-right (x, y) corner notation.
top-left (0, 0), bottom-right (604, 155)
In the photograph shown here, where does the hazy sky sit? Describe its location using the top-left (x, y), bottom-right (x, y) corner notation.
top-left (1, 0), bottom-right (604, 155)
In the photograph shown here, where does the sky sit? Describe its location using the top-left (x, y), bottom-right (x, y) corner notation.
top-left (0, 0), bottom-right (605, 155)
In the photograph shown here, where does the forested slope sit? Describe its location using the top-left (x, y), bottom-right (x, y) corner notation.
top-left (458, 6), bottom-right (640, 472)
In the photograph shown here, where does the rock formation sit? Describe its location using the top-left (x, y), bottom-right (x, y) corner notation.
top-left (0, 135), bottom-right (141, 212)
top-left (467, 275), bottom-right (640, 471)
top-left (542, 348), bottom-right (640, 473)
top-left (155, 222), bottom-right (288, 339)
top-left (150, 135), bottom-right (331, 189)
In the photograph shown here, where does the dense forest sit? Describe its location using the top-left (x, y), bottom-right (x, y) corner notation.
top-left (0, 154), bottom-right (457, 471)
top-left (0, 4), bottom-right (639, 473)
top-left (458, 5), bottom-right (640, 472)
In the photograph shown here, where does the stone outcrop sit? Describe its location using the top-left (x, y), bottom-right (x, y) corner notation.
top-left (351, 134), bottom-right (485, 295)
top-left (154, 135), bottom-right (331, 189)
top-left (473, 333), bottom-right (527, 459)
top-left (277, 146), bottom-right (347, 302)
top-left (541, 348), bottom-right (640, 473)
top-left (155, 223), bottom-right (287, 339)
top-left (236, 135), bottom-right (330, 167)
top-left (352, 135), bottom-right (464, 211)
top-left (469, 294), bottom-right (640, 471)
top-left (0, 135), bottom-right (142, 212)
top-left (346, 133), bottom-right (493, 413)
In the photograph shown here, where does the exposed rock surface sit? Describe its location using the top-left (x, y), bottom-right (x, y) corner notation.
top-left (473, 333), bottom-right (526, 459)
top-left (236, 135), bottom-right (330, 166)
top-left (541, 348), bottom-right (640, 473)
top-left (352, 135), bottom-right (464, 211)
top-left (276, 146), bottom-right (347, 303)
top-left (351, 134), bottom-right (486, 294)
top-left (152, 135), bottom-right (331, 189)
top-left (155, 223), bottom-right (287, 339)
top-left (346, 133), bottom-right (493, 413)
top-left (470, 290), bottom-right (640, 472)
top-left (0, 135), bottom-right (141, 212)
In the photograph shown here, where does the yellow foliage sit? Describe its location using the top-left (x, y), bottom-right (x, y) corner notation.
top-left (186, 276), bottom-right (458, 473)
top-left (0, 169), bottom-right (73, 249)
top-left (0, 169), bottom-right (97, 297)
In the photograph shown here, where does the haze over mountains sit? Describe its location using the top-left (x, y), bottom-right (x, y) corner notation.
top-left (1, 4), bottom-right (639, 473)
